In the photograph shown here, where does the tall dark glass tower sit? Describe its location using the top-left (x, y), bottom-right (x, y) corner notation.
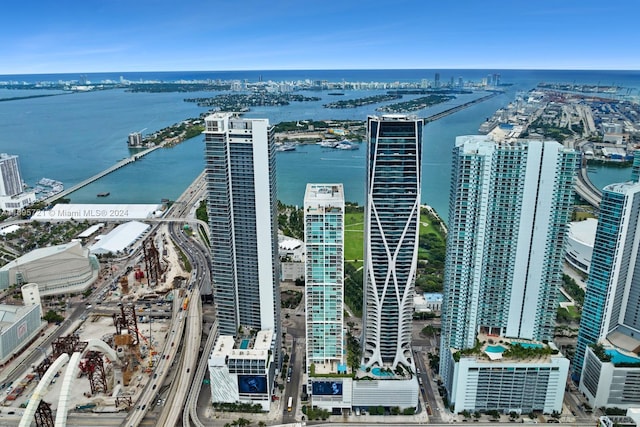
top-left (204, 113), bottom-right (280, 338)
top-left (361, 114), bottom-right (423, 369)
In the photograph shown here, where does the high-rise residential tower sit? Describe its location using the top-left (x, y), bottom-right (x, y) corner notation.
top-left (439, 136), bottom-right (578, 413)
top-left (304, 184), bottom-right (345, 370)
top-left (574, 181), bottom-right (640, 408)
top-left (0, 153), bottom-right (24, 197)
top-left (204, 113), bottom-right (280, 336)
top-left (362, 114), bottom-right (423, 370)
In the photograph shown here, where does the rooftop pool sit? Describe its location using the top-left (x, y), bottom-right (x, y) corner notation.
top-left (240, 339), bottom-right (250, 349)
top-left (511, 342), bottom-right (543, 349)
top-left (485, 345), bottom-right (507, 353)
top-left (606, 349), bottom-right (640, 365)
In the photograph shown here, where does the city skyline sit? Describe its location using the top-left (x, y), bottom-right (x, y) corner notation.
top-left (2, 0), bottom-right (639, 74)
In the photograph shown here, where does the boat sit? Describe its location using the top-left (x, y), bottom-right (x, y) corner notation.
top-left (97, 192), bottom-right (110, 197)
top-left (276, 143), bottom-right (296, 152)
top-left (336, 140), bottom-right (359, 150)
top-left (318, 139), bottom-right (339, 148)
top-left (328, 92), bottom-right (345, 96)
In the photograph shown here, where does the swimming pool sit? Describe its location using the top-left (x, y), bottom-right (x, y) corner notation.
top-left (240, 339), bottom-right (250, 349)
top-left (511, 342), bottom-right (543, 349)
top-left (606, 349), bottom-right (640, 365)
top-left (371, 367), bottom-right (394, 377)
top-left (485, 345), bottom-right (506, 353)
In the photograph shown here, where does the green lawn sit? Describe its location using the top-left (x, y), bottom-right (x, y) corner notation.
top-left (344, 211), bottom-right (436, 262)
top-left (344, 212), bottom-right (365, 261)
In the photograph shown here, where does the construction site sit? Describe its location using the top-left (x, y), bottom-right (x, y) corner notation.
top-left (0, 223), bottom-right (193, 425)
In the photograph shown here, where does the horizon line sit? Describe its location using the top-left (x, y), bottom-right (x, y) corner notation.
top-left (1, 67), bottom-right (639, 77)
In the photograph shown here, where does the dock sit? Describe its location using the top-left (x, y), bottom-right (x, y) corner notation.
top-left (42, 144), bottom-right (163, 204)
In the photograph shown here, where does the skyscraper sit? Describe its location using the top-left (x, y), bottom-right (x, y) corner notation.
top-left (439, 136), bottom-right (578, 413)
top-left (0, 153), bottom-right (24, 197)
top-left (574, 181), bottom-right (640, 408)
top-left (304, 184), bottom-right (344, 370)
top-left (204, 113), bottom-right (280, 337)
top-left (362, 114), bottom-right (423, 370)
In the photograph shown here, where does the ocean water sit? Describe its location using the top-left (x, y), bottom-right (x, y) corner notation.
top-left (1, 69), bottom-right (638, 219)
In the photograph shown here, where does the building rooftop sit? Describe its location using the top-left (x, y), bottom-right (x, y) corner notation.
top-left (209, 330), bottom-right (274, 365)
top-left (568, 218), bottom-right (598, 246)
top-left (0, 304), bottom-right (35, 328)
top-left (0, 241), bottom-right (84, 270)
top-left (89, 221), bottom-right (150, 254)
top-left (304, 184), bottom-right (344, 209)
top-left (78, 223), bottom-right (104, 238)
top-left (452, 333), bottom-right (562, 364)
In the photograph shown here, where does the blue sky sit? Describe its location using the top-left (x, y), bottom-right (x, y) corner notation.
top-left (1, 0), bottom-right (638, 74)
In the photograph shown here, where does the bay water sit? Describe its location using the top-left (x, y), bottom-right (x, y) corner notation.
top-left (1, 69), bottom-right (639, 219)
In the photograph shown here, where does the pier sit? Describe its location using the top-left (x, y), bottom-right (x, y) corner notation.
top-left (421, 92), bottom-right (501, 123)
top-left (42, 144), bottom-right (163, 204)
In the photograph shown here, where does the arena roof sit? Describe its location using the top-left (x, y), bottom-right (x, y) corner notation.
top-left (89, 221), bottom-right (150, 254)
top-left (0, 241), bottom-right (82, 269)
top-left (568, 218), bottom-right (598, 246)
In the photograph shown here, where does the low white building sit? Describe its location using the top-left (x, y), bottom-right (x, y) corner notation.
top-left (208, 330), bottom-right (276, 411)
top-left (89, 221), bottom-right (150, 255)
top-left (564, 218), bottom-right (597, 275)
top-left (278, 235), bottom-right (304, 262)
top-left (0, 303), bottom-right (44, 364)
top-left (580, 342), bottom-right (640, 409)
top-left (309, 375), bottom-right (419, 413)
top-left (443, 337), bottom-right (569, 414)
top-left (351, 376), bottom-right (419, 410)
top-left (0, 241), bottom-right (99, 296)
top-left (0, 192), bottom-right (36, 212)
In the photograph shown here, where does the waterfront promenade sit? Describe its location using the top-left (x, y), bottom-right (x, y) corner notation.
top-left (42, 144), bottom-right (162, 204)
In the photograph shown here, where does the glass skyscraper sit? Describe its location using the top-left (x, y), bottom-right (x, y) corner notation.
top-left (304, 184), bottom-right (344, 370)
top-left (0, 153), bottom-right (23, 197)
top-left (204, 113), bottom-right (280, 337)
top-left (574, 182), bottom-right (640, 381)
top-left (362, 114), bottom-right (423, 369)
top-left (439, 136), bottom-right (578, 411)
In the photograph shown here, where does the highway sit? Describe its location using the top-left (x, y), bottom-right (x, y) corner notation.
top-left (122, 290), bottom-right (188, 427)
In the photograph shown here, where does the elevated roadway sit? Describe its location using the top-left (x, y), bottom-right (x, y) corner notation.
top-left (122, 290), bottom-right (188, 427)
top-left (574, 140), bottom-right (603, 208)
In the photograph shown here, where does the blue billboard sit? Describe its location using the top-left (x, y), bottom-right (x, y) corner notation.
top-left (238, 375), bottom-right (267, 394)
top-left (312, 381), bottom-right (343, 396)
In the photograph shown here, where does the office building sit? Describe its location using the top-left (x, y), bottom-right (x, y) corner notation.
top-left (304, 184), bottom-right (345, 370)
top-left (0, 153), bottom-right (23, 197)
top-left (440, 135), bottom-right (578, 413)
top-left (362, 114), bottom-right (423, 371)
top-left (204, 112), bottom-right (280, 337)
top-left (574, 181), bottom-right (640, 408)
